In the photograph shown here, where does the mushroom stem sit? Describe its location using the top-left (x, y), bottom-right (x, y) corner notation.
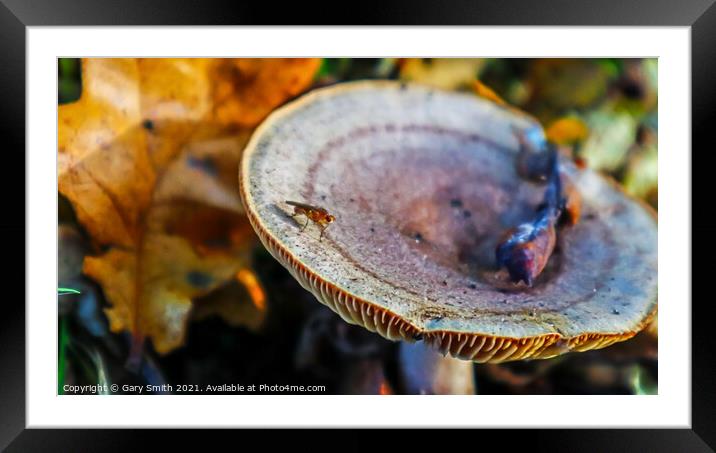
top-left (398, 341), bottom-right (476, 394)
top-left (339, 358), bottom-right (393, 395)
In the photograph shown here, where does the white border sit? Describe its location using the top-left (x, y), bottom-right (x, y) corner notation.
top-left (28, 27), bottom-right (690, 428)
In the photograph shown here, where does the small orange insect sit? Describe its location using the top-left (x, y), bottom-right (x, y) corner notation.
top-left (286, 200), bottom-right (336, 240)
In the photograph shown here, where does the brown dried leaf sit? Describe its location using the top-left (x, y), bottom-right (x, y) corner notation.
top-left (59, 58), bottom-right (319, 354)
top-left (192, 272), bottom-right (266, 332)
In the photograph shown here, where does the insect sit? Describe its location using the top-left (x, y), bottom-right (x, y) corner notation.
top-left (286, 200), bottom-right (336, 240)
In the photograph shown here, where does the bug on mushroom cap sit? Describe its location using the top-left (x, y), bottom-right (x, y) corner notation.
top-left (286, 200), bottom-right (336, 240)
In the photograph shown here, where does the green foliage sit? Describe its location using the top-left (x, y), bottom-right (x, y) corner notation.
top-left (58, 58), bottom-right (81, 104)
top-left (58, 316), bottom-right (69, 394)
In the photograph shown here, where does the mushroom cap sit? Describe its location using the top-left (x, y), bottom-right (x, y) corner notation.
top-left (239, 81), bottom-right (657, 363)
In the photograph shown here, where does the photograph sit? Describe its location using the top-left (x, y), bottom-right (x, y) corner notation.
top-left (0, 0), bottom-right (706, 444)
top-left (57, 57), bottom-right (658, 396)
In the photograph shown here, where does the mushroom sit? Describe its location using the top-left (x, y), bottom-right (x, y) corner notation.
top-left (239, 81), bottom-right (657, 363)
top-left (399, 341), bottom-right (476, 394)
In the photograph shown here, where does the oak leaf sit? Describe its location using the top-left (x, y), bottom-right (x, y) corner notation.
top-left (211, 58), bottom-right (323, 127)
top-left (59, 58), bottom-right (320, 355)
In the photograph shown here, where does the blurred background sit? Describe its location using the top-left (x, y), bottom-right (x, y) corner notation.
top-left (58, 58), bottom-right (657, 395)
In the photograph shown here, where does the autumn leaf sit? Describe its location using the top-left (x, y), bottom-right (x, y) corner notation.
top-left (545, 116), bottom-right (589, 145)
top-left (211, 58), bottom-right (322, 127)
top-left (81, 149), bottom-right (255, 355)
top-left (192, 271), bottom-right (267, 332)
top-left (59, 59), bottom-right (153, 248)
top-left (473, 79), bottom-right (507, 105)
top-left (59, 58), bottom-right (319, 356)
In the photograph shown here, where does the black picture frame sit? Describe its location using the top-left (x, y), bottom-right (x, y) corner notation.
top-left (2, 0), bottom-right (711, 450)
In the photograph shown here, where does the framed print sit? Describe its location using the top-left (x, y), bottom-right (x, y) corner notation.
top-left (2, 0), bottom-right (712, 449)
